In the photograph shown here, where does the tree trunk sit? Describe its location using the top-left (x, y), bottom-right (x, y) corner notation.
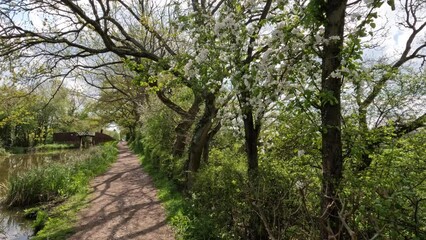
top-left (186, 92), bottom-right (218, 187)
top-left (241, 103), bottom-right (264, 240)
top-left (173, 118), bottom-right (195, 157)
top-left (170, 94), bottom-right (202, 157)
top-left (202, 122), bottom-right (221, 164)
top-left (319, 0), bottom-right (347, 238)
top-left (243, 109), bottom-right (260, 176)
top-left (127, 125), bottom-right (136, 142)
top-left (239, 90), bottom-right (261, 177)
top-left (357, 107), bottom-right (374, 171)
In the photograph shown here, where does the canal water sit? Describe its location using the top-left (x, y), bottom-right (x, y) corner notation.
top-left (0, 150), bottom-right (79, 239)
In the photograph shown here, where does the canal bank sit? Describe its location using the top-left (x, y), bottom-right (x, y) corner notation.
top-left (0, 150), bottom-right (80, 239)
top-left (0, 207), bottom-right (32, 240)
top-left (0, 143), bottom-right (118, 239)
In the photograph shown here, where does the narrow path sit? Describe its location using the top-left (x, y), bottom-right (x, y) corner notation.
top-left (68, 142), bottom-right (174, 240)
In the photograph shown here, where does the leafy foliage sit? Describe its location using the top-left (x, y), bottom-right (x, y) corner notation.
top-left (0, 0), bottom-right (425, 239)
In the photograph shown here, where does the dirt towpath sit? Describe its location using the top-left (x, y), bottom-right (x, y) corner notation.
top-left (68, 142), bottom-right (174, 240)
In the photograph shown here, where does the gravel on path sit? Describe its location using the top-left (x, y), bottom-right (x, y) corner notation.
top-left (68, 142), bottom-right (175, 240)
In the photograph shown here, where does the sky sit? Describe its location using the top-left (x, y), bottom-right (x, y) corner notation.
top-left (18, 1), bottom-right (425, 94)
top-left (363, 5), bottom-right (411, 60)
top-left (24, 1), bottom-right (418, 62)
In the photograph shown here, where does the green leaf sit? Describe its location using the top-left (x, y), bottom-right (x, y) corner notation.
top-left (387, 0), bottom-right (396, 10)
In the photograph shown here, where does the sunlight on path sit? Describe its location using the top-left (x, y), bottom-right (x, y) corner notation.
top-left (68, 142), bottom-right (174, 240)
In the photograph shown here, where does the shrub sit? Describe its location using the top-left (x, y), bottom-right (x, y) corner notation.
top-left (0, 147), bottom-right (9, 156)
top-left (190, 148), bottom-right (248, 239)
top-left (188, 147), bottom-right (321, 240)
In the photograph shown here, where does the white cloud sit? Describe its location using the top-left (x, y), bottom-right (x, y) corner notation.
top-left (28, 11), bottom-right (44, 30)
top-left (362, 4), bottom-right (420, 62)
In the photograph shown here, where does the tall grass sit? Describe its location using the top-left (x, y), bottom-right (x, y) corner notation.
top-left (2, 143), bottom-right (118, 207)
top-left (34, 144), bottom-right (75, 151)
top-left (7, 147), bottom-right (26, 154)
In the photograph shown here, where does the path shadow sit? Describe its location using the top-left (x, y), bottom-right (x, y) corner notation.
top-left (69, 143), bottom-right (172, 239)
top-left (73, 200), bottom-right (161, 235)
top-left (120, 220), bottom-right (168, 239)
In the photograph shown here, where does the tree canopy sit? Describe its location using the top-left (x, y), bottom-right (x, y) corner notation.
top-left (1, 0), bottom-right (425, 238)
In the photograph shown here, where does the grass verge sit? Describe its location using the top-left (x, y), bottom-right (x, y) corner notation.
top-left (136, 154), bottom-right (193, 240)
top-left (7, 144), bottom-right (75, 154)
top-left (1, 142), bottom-right (118, 239)
top-left (33, 144), bottom-right (75, 151)
top-left (28, 192), bottom-right (89, 240)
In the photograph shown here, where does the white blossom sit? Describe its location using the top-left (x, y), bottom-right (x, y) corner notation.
top-left (315, 33), bottom-right (323, 44)
top-left (363, 0), bottom-right (374, 6)
top-left (329, 35), bottom-right (341, 41)
top-left (184, 59), bottom-right (198, 78)
top-left (295, 180), bottom-right (305, 190)
top-left (195, 49), bottom-right (209, 64)
top-left (330, 69), bottom-right (344, 79)
top-left (291, 27), bottom-right (299, 35)
top-left (214, 21), bottom-right (225, 35)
